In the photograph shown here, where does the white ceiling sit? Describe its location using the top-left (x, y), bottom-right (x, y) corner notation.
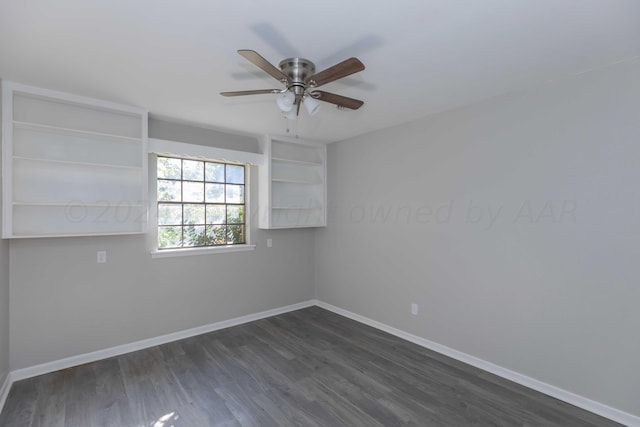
top-left (1, 1), bottom-right (639, 143)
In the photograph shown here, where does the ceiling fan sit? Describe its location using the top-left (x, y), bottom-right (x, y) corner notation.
top-left (221, 50), bottom-right (365, 118)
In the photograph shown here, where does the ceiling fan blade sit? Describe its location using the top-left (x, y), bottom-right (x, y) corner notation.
top-left (237, 49), bottom-right (290, 83)
top-left (311, 91), bottom-right (364, 110)
top-left (220, 89), bottom-right (281, 97)
top-left (305, 57), bottom-right (365, 88)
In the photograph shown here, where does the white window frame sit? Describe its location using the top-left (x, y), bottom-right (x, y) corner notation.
top-left (148, 138), bottom-right (263, 258)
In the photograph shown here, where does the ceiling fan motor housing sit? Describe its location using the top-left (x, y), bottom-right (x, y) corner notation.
top-left (279, 57), bottom-right (315, 95)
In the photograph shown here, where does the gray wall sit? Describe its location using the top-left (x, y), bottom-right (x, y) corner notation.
top-left (314, 59), bottom-right (640, 416)
top-left (9, 129), bottom-right (316, 370)
top-left (149, 117), bottom-right (260, 153)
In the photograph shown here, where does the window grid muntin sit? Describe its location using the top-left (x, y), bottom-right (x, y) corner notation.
top-left (157, 156), bottom-right (246, 249)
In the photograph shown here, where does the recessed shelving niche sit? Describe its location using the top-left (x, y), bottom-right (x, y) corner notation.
top-left (1, 81), bottom-right (148, 238)
top-left (259, 136), bottom-right (326, 229)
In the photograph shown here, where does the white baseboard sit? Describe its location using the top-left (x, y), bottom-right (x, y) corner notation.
top-left (313, 300), bottom-right (639, 427)
top-left (10, 300), bottom-right (315, 382)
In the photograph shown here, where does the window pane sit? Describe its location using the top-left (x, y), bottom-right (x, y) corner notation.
top-left (205, 183), bottom-right (225, 203)
top-left (207, 225), bottom-right (227, 245)
top-left (157, 157), bottom-right (181, 179)
top-left (158, 226), bottom-right (182, 248)
top-left (158, 204), bottom-right (182, 225)
top-left (183, 181), bottom-right (204, 202)
top-left (226, 184), bottom-right (244, 204)
top-left (184, 204), bottom-right (205, 225)
top-left (158, 180), bottom-right (181, 201)
top-left (226, 205), bottom-right (244, 224)
top-left (183, 160), bottom-right (204, 181)
top-left (205, 162), bottom-right (225, 182)
top-left (157, 156), bottom-right (248, 251)
top-left (226, 165), bottom-right (245, 184)
top-left (227, 225), bottom-right (245, 244)
top-left (184, 225), bottom-right (206, 247)
top-left (206, 205), bottom-right (225, 224)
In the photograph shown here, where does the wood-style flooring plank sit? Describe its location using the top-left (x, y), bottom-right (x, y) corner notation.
top-left (0, 306), bottom-right (625, 427)
top-left (29, 370), bottom-right (66, 427)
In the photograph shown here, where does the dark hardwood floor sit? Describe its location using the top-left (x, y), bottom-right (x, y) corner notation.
top-left (0, 306), bottom-right (622, 426)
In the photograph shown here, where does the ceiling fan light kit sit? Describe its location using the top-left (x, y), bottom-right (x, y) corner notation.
top-left (221, 49), bottom-right (365, 118)
top-left (276, 90), bottom-right (295, 112)
top-left (303, 95), bottom-right (321, 116)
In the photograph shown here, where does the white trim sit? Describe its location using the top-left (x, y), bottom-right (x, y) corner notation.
top-left (140, 110), bottom-right (149, 234)
top-left (313, 300), bottom-right (640, 427)
top-left (2, 81), bottom-right (146, 115)
top-left (0, 372), bottom-right (11, 415)
top-left (151, 244), bottom-right (256, 258)
top-left (266, 133), bottom-right (327, 146)
top-left (149, 138), bottom-right (264, 165)
top-left (10, 300), bottom-right (314, 382)
top-left (2, 80), bottom-right (14, 238)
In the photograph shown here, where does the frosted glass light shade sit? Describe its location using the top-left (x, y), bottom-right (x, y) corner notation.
top-left (276, 91), bottom-right (295, 112)
top-left (304, 96), bottom-right (321, 116)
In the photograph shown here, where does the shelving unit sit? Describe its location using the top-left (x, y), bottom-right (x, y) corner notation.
top-left (2, 81), bottom-right (148, 238)
top-left (259, 136), bottom-right (326, 229)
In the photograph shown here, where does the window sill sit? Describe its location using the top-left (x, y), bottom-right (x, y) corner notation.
top-left (150, 244), bottom-right (256, 259)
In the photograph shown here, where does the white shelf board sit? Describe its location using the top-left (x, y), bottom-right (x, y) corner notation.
top-left (272, 178), bottom-right (321, 185)
top-left (12, 202), bottom-right (145, 208)
top-left (13, 120), bottom-right (142, 143)
top-left (13, 155), bottom-right (143, 170)
top-left (271, 206), bottom-right (322, 210)
top-left (271, 156), bottom-right (323, 166)
top-left (4, 230), bottom-right (147, 239)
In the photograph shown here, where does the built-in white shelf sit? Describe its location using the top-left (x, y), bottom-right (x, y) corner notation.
top-left (259, 135), bottom-right (326, 229)
top-left (272, 178), bottom-right (321, 184)
top-left (272, 156), bottom-right (323, 166)
top-left (12, 156), bottom-right (142, 170)
top-left (2, 81), bottom-right (148, 238)
top-left (12, 202), bottom-right (145, 207)
top-left (12, 121), bottom-right (142, 143)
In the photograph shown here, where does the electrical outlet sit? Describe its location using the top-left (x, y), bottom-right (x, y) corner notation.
top-left (411, 303), bottom-right (418, 316)
top-left (97, 251), bottom-right (107, 263)
top-left (267, 238), bottom-right (273, 248)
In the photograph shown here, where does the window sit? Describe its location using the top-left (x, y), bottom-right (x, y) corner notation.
top-left (156, 156), bottom-right (246, 249)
